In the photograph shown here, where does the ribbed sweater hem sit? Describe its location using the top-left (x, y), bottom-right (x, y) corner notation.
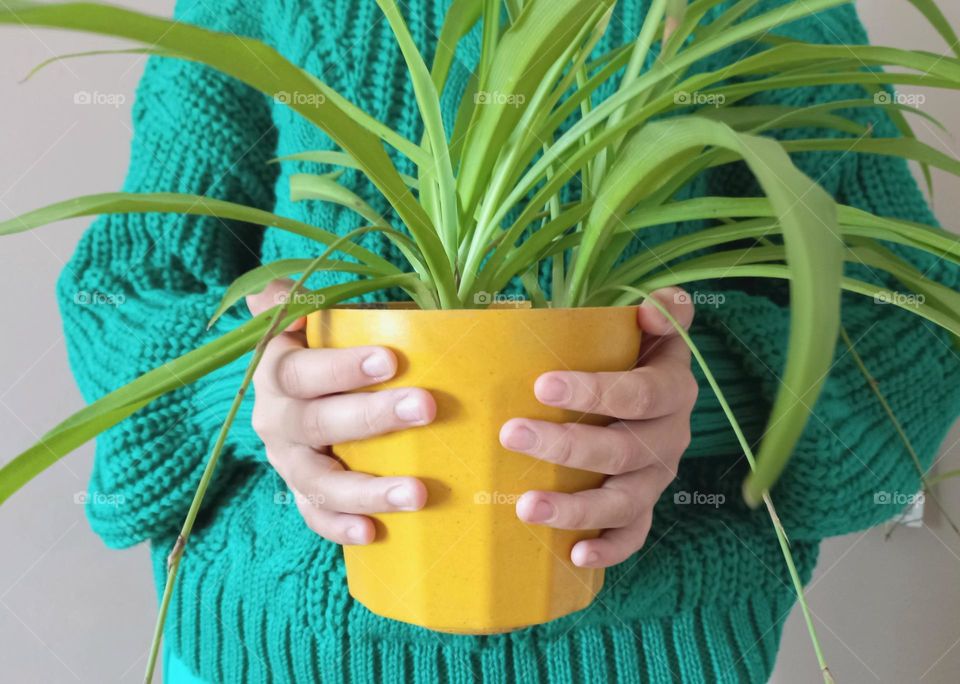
top-left (158, 549), bottom-right (793, 684)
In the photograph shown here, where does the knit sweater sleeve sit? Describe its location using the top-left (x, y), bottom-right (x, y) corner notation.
top-left (686, 4), bottom-right (960, 540)
top-left (57, 0), bottom-right (277, 549)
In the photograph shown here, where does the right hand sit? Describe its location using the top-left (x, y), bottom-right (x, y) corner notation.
top-left (247, 280), bottom-right (435, 545)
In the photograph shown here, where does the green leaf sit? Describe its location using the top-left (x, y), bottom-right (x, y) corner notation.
top-left (431, 0), bottom-right (482, 91)
top-left (456, 0), bottom-right (614, 216)
top-left (0, 192), bottom-right (399, 274)
top-left (0, 1), bottom-right (458, 306)
top-left (374, 0), bottom-right (460, 266)
top-left (779, 137), bottom-right (960, 178)
top-left (207, 259), bottom-right (377, 328)
top-left (21, 47), bottom-right (164, 82)
top-left (906, 0), bottom-right (960, 58)
top-left (700, 103), bottom-right (867, 137)
top-left (571, 117), bottom-right (843, 507)
top-left (630, 264), bottom-right (960, 339)
top-left (0, 274), bottom-right (415, 506)
top-left (290, 173), bottom-right (387, 227)
top-left (270, 151), bottom-right (420, 189)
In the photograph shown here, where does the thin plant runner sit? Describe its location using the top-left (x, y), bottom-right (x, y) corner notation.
top-left (1, 1), bottom-right (960, 682)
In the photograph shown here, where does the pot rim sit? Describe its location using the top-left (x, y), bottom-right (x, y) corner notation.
top-left (309, 301), bottom-right (639, 314)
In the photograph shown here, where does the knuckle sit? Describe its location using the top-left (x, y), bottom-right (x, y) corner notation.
top-left (325, 354), bottom-right (352, 392)
top-left (251, 405), bottom-right (272, 439)
top-left (277, 353), bottom-right (303, 397)
top-left (566, 499), bottom-right (589, 529)
top-left (297, 502), bottom-right (323, 534)
top-left (630, 375), bottom-right (656, 418)
top-left (627, 493), bottom-right (647, 525)
top-left (552, 425), bottom-right (576, 466)
top-left (610, 444), bottom-right (636, 475)
top-left (360, 397), bottom-right (388, 437)
top-left (582, 375), bottom-right (606, 414)
top-left (284, 459), bottom-right (309, 493)
top-left (354, 480), bottom-right (380, 512)
top-left (302, 403), bottom-right (329, 446)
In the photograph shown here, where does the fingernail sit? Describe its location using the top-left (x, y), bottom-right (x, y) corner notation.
top-left (386, 485), bottom-right (417, 510)
top-left (395, 395), bottom-right (427, 423)
top-left (528, 499), bottom-right (557, 523)
top-left (585, 551), bottom-right (600, 565)
top-left (504, 425), bottom-right (538, 451)
top-left (361, 353), bottom-right (392, 379)
top-left (346, 526), bottom-right (367, 544)
top-left (538, 376), bottom-right (570, 404)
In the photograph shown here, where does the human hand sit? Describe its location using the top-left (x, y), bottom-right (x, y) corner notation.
top-left (500, 287), bottom-right (697, 568)
top-left (247, 279), bottom-right (435, 545)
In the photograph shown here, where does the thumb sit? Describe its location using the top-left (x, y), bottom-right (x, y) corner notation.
top-left (245, 278), bottom-right (306, 332)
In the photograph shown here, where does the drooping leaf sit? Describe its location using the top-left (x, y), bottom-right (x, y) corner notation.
top-left (0, 274), bottom-right (415, 506)
top-left (0, 192), bottom-right (400, 274)
top-left (0, 1), bottom-right (458, 305)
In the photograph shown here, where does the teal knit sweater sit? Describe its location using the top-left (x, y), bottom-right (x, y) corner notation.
top-left (58, 1), bottom-right (960, 682)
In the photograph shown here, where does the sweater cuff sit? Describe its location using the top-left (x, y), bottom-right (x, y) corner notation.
top-left (81, 307), bottom-right (263, 549)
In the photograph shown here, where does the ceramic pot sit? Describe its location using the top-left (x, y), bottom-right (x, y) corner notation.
top-left (306, 303), bottom-right (640, 633)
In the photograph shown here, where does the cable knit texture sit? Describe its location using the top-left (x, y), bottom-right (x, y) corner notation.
top-left (56, 0), bottom-right (960, 682)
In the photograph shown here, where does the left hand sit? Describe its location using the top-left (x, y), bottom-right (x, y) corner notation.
top-left (499, 287), bottom-right (698, 568)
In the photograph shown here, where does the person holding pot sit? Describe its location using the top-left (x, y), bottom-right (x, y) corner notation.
top-left (59, 0), bottom-right (960, 682)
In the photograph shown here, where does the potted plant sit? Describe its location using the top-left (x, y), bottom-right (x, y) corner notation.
top-left (1, 0), bottom-right (959, 680)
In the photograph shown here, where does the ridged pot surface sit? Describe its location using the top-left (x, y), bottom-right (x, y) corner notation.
top-left (306, 304), bottom-right (641, 633)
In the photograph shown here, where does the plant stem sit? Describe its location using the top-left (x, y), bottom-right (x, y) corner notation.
top-left (143, 236), bottom-right (386, 681)
top-left (143, 309), bottom-right (284, 683)
top-left (620, 286), bottom-right (833, 684)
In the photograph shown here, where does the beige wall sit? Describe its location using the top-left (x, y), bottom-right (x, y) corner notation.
top-left (0, 2), bottom-right (956, 682)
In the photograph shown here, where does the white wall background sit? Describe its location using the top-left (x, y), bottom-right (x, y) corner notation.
top-left (0, 2), bottom-right (957, 682)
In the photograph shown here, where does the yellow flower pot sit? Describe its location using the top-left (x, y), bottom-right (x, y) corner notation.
top-left (306, 303), bottom-right (641, 633)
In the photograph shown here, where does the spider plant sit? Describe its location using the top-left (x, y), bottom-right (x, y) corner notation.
top-left (1, 0), bottom-right (960, 681)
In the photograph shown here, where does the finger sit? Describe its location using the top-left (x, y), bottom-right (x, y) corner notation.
top-left (246, 278), bottom-right (305, 332)
top-left (294, 495), bottom-right (376, 545)
top-left (534, 362), bottom-right (698, 420)
top-left (500, 415), bottom-right (690, 475)
top-left (516, 469), bottom-right (661, 531)
top-left (270, 445), bottom-right (428, 515)
top-left (639, 330), bottom-right (694, 368)
top-left (281, 388), bottom-right (435, 446)
top-left (267, 343), bottom-right (398, 398)
top-left (570, 512), bottom-right (654, 568)
top-left (637, 286), bottom-right (695, 337)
